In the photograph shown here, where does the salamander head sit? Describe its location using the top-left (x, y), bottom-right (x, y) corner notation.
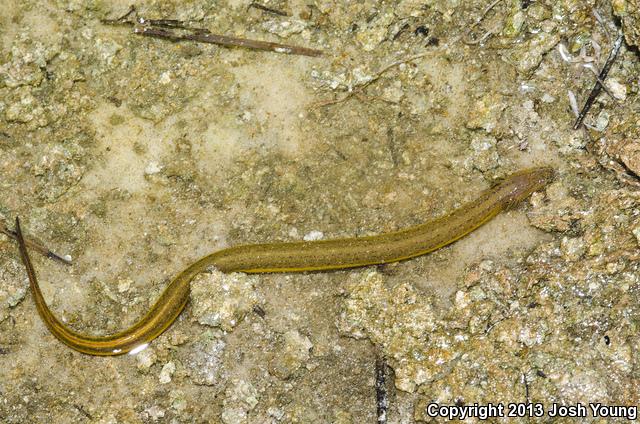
top-left (500, 166), bottom-right (555, 210)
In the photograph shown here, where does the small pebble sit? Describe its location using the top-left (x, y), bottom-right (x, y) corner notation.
top-left (303, 230), bottom-right (324, 241)
top-left (159, 361), bottom-right (176, 384)
top-left (144, 162), bottom-right (162, 175)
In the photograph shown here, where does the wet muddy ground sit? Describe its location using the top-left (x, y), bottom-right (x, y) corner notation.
top-left (1, 0), bottom-right (639, 423)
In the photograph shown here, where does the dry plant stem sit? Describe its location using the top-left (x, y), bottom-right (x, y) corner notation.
top-left (314, 52), bottom-right (430, 107)
top-left (101, 6), bottom-right (322, 57)
top-left (135, 26), bottom-right (322, 57)
top-left (473, 0), bottom-right (503, 27)
top-left (375, 355), bottom-right (389, 424)
top-left (462, 0), bottom-right (503, 45)
top-left (592, 74), bottom-right (622, 104)
top-left (249, 2), bottom-right (289, 17)
top-left (100, 5), bottom-right (137, 26)
top-left (573, 34), bottom-right (623, 130)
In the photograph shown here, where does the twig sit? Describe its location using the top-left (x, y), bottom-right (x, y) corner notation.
top-left (463, 30), bottom-right (494, 46)
top-left (73, 404), bottom-right (93, 420)
top-left (375, 355), bottom-right (389, 424)
top-left (313, 52), bottom-right (429, 107)
top-left (101, 6), bottom-right (321, 57)
top-left (100, 5), bottom-right (137, 26)
top-left (1, 222), bottom-right (71, 265)
top-left (135, 26), bottom-right (322, 57)
top-left (582, 63), bottom-right (622, 105)
top-left (102, 7), bottom-right (212, 33)
top-left (523, 372), bottom-right (530, 403)
top-left (573, 34), bottom-right (623, 130)
top-left (249, 2), bottom-right (289, 17)
top-left (592, 76), bottom-right (621, 104)
top-left (462, 0), bottom-right (503, 45)
top-left (393, 23), bottom-right (410, 41)
top-left (592, 8), bottom-right (612, 42)
top-left (471, 0), bottom-right (503, 28)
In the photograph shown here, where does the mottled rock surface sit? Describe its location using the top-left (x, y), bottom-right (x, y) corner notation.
top-left (614, 0), bottom-right (640, 46)
top-left (1, 0), bottom-right (639, 422)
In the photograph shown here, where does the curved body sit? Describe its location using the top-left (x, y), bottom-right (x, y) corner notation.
top-left (15, 167), bottom-right (554, 355)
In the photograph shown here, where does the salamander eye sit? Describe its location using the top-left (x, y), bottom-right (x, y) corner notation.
top-left (504, 193), bottom-right (523, 211)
